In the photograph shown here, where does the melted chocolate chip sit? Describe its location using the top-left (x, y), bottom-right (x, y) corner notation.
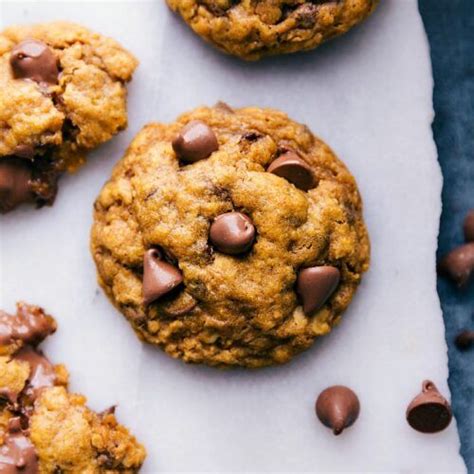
top-left (455, 330), bottom-right (474, 350)
top-left (209, 212), bottom-right (256, 255)
top-left (143, 249), bottom-right (184, 305)
top-left (172, 121), bottom-right (218, 162)
top-left (0, 303), bottom-right (56, 347)
top-left (14, 346), bottom-right (57, 400)
top-left (267, 151), bottom-right (316, 191)
top-left (315, 386), bottom-right (360, 435)
top-left (0, 417), bottom-right (38, 473)
top-left (296, 266), bottom-right (340, 315)
top-left (464, 210), bottom-right (474, 242)
top-left (10, 39), bottom-right (59, 85)
top-left (0, 158), bottom-right (33, 214)
top-left (406, 380), bottom-right (452, 433)
top-left (438, 243), bottom-right (474, 287)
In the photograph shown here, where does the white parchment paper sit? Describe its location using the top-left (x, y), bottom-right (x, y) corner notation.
top-left (0, 1), bottom-right (466, 472)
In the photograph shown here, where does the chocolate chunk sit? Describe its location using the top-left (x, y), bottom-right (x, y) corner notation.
top-left (438, 243), bottom-right (474, 287)
top-left (455, 330), bottom-right (474, 350)
top-left (267, 151), bottom-right (315, 191)
top-left (209, 212), bottom-right (256, 255)
top-left (10, 39), bottom-right (59, 85)
top-left (0, 417), bottom-right (38, 473)
top-left (315, 385), bottom-right (360, 435)
top-left (14, 346), bottom-right (57, 400)
top-left (406, 380), bottom-right (452, 433)
top-left (463, 210), bottom-right (474, 242)
top-left (172, 120), bottom-right (218, 162)
top-left (0, 158), bottom-right (33, 214)
top-left (296, 266), bottom-right (340, 315)
top-left (143, 249), bottom-right (183, 305)
top-left (0, 303), bottom-right (56, 347)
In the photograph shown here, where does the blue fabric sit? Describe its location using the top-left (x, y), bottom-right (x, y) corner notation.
top-left (418, 1), bottom-right (474, 471)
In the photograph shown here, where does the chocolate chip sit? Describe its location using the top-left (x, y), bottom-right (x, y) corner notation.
top-left (296, 265), bottom-right (340, 315)
top-left (267, 151), bottom-right (316, 191)
top-left (455, 330), bottom-right (474, 350)
top-left (214, 101), bottom-right (235, 113)
top-left (464, 210), bottom-right (474, 242)
top-left (438, 243), bottom-right (474, 287)
top-left (406, 380), bottom-right (452, 433)
top-left (0, 158), bottom-right (33, 213)
top-left (14, 346), bottom-right (57, 400)
top-left (315, 385), bottom-right (360, 435)
top-left (10, 39), bottom-right (59, 85)
top-left (0, 303), bottom-right (56, 347)
top-left (0, 418), bottom-right (38, 472)
top-left (172, 120), bottom-right (218, 163)
top-left (143, 249), bottom-right (183, 305)
top-left (209, 212), bottom-right (256, 255)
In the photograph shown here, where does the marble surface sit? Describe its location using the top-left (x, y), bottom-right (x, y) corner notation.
top-left (0, 1), bottom-right (467, 472)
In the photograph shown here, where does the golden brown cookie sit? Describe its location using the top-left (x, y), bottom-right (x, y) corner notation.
top-left (0, 22), bottom-right (138, 213)
top-left (0, 303), bottom-right (146, 472)
top-left (91, 104), bottom-right (370, 368)
top-left (166, 0), bottom-right (379, 60)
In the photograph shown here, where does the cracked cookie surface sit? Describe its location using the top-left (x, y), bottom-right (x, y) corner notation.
top-left (91, 104), bottom-right (370, 368)
top-left (0, 303), bottom-right (146, 473)
top-left (0, 22), bottom-right (138, 213)
top-left (166, 0), bottom-right (379, 60)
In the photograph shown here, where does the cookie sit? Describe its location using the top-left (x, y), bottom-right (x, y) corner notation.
top-left (166, 0), bottom-right (379, 60)
top-left (0, 22), bottom-right (138, 213)
top-left (0, 303), bottom-right (146, 472)
top-left (91, 104), bottom-right (370, 368)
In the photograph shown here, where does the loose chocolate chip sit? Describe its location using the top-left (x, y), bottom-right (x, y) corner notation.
top-left (463, 210), bottom-right (474, 242)
top-left (0, 158), bottom-right (33, 214)
top-left (267, 151), bottom-right (316, 191)
top-left (455, 330), bottom-right (474, 350)
top-left (10, 39), bottom-right (59, 85)
top-left (209, 212), bottom-right (256, 255)
top-left (143, 249), bottom-right (183, 305)
top-left (438, 243), bottom-right (474, 287)
top-left (172, 120), bottom-right (218, 163)
top-left (315, 385), bottom-right (360, 435)
top-left (406, 380), bottom-right (452, 433)
top-left (296, 265), bottom-right (340, 315)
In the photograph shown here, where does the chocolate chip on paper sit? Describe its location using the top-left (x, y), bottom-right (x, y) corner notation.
top-left (406, 380), bottom-right (452, 433)
top-left (315, 385), bottom-right (360, 435)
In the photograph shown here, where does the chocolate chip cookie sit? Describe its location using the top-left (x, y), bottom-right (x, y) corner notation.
top-left (0, 22), bottom-right (138, 213)
top-left (166, 0), bottom-right (379, 60)
top-left (0, 303), bottom-right (146, 472)
top-left (91, 104), bottom-right (370, 368)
